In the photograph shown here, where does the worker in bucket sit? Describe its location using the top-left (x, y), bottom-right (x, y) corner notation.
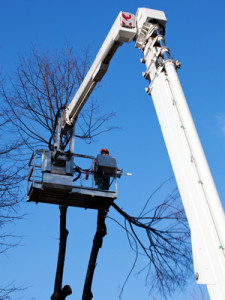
top-left (94, 148), bottom-right (111, 190)
top-left (94, 148), bottom-right (122, 190)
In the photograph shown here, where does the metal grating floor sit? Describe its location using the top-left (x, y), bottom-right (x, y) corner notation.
top-left (27, 182), bottom-right (117, 210)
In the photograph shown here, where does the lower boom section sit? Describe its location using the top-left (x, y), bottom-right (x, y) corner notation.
top-left (149, 61), bottom-right (225, 299)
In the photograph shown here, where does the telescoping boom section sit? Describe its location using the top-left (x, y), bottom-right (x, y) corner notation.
top-left (27, 7), bottom-right (225, 299)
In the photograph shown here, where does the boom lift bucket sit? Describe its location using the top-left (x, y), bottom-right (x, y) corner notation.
top-left (27, 150), bottom-right (118, 210)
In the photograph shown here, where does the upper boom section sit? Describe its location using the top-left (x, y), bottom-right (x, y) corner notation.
top-left (61, 8), bottom-right (167, 131)
top-left (61, 11), bottom-right (136, 130)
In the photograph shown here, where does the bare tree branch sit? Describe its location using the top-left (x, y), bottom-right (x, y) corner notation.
top-left (111, 183), bottom-right (192, 299)
top-left (1, 44), bottom-right (117, 150)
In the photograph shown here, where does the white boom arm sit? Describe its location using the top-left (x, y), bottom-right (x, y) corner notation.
top-left (61, 11), bottom-right (136, 129)
top-left (62, 8), bottom-right (225, 299)
top-left (135, 8), bottom-right (225, 300)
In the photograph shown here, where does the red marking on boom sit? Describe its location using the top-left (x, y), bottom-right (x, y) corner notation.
top-left (122, 13), bottom-right (131, 21)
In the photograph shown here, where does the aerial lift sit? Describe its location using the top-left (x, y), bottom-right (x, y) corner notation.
top-left (27, 8), bottom-right (225, 299)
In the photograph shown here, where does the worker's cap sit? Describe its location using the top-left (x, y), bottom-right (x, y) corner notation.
top-left (101, 148), bottom-right (109, 155)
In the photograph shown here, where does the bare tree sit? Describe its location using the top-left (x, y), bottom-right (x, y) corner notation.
top-left (1, 45), bottom-right (193, 300)
top-left (1, 44), bottom-right (118, 300)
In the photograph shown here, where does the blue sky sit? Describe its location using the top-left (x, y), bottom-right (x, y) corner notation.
top-left (1, 0), bottom-right (225, 299)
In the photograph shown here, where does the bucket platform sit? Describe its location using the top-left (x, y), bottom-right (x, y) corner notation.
top-left (27, 150), bottom-right (117, 210)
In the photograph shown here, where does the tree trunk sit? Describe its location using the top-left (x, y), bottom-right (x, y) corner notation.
top-left (82, 210), bottom-right (107, 300)
top-left (51, 205), bottom-right (72, 300)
